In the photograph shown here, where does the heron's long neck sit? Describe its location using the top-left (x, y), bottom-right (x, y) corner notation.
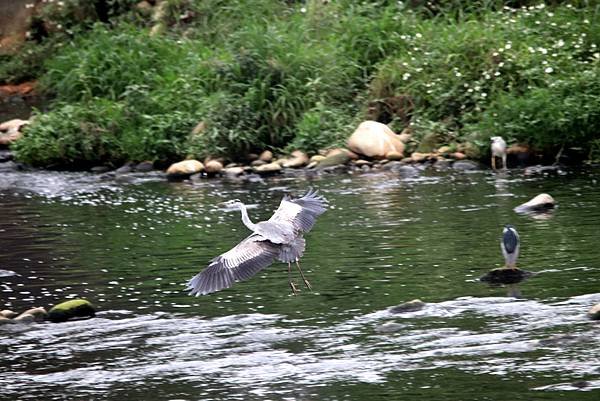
top-left (239, 204), bottom-right (257, 232)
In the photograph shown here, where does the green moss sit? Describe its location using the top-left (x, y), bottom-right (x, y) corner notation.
top-left (47, 299), bottom-right (96, 323)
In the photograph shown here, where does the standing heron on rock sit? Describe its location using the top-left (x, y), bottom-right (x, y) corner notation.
top-left (187, 189), bottom-right (328, 296)
top-left (501, 224), bottom-right (520, 270)
top-left (490, 136), bottom-right (507, 171)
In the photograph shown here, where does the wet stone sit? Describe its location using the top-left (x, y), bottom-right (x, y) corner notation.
top-left (453, 160), bottom-right (480, 171)
top-left (587, 303), bottom-right (600, 320)
top-left (90, 166), bottom-right (111, 174)
top-left (47, 299), bottom-right (96, 323)
top-left (0, 150), bottom-right (13, 163)
top-left (479, 268), bottom-right (534, 285)
top-left (375, 322), bottom-right (406, 333)
top-left (388, 299), bottom-right (426, 314)
top-left (135, 161), bottom-right (154, 172)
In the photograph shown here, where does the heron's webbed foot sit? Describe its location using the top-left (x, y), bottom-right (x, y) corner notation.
top-left (289, 281), bottom-right (300, 295)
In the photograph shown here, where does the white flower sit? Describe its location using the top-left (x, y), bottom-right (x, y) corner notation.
top-left (544, 67), bottom-right (553, 73)
top-left (415, 33), bottom-right (422, 38)
top-left (556, 39), bottom-right (565, 47)
top-left (300, 7), bottom-right (306, 13)
top-left (455, 72), bottom-right (462, 77)
top-left (505, 43), bottom-right (512, 50)
top-left (402, 73), bottom-right (411, 81)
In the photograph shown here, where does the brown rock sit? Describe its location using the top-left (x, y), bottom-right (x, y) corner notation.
top-left (310, 155), bottom-right (326, 163)
top-left (259, 150), bottom-right (273, 162)
top-left (386, 151), bottom-right (404, 161)
top-left (451, 152), bottom-right (466, 160)
top-left (281, 150), bottom-right (309, 168)
top-left (317, 150), bottom-right (351, 168)
top-left (204, 160), bottom-right (223, 175)
top-left (20, 307), bottom-right (47, 322)
top-left (166, 159), bottom-right (204, 178)
top-left (253, 162), bottom-right (282, 175)
top-left (224, 167), bottom-right (245, 177)
top-left (0, 309), bottom-right (17, 319)
top-left (251, 159), bottom-right (266, 167)
top-left (398, 127), bottom-right (412, 144)
top-left (354, 159), bottom-right (372, 167)
top-left (411, 152), bottom-right (431, 163)
top-left (514, 193), bottom-right (555, 214)
top-left (0, 118), bottom-right (29, 146)
top-left (347, 121), bottom-right (405, 159)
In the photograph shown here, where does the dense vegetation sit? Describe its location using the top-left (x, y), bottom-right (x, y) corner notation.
top-left (2, 0), bottom-right (599, 167)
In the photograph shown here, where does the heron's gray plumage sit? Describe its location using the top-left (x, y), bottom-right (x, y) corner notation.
top-left (501, 225), bottom-right (520, 268)
top-left (187, 189), bottom-right (327, 296)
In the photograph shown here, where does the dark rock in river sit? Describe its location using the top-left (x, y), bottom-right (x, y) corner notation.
top-left (388, 299), bottom-right (426, 314)
top-left (47, 299), bottom-right (96, 323)
top-left (90, 166), bottom-right (111, 173)
top-left (479, 268), bottom-right (534, 285)
top-left (587, 303), bottom-right (600, 320)
top-left (135, 161), bottom-right (154, 172)
top-left (452, 160), bottom-right (480, 171)
top-left (0, 149), bottom-right (13, 163)
top-left (115, 162), bottom-right (134, 174)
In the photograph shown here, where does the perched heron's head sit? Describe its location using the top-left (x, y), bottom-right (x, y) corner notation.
top-left (490, 136), bottom-right (503, 143)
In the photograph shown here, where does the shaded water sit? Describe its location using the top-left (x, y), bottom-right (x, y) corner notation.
top-left (1, 164), bottom-right (599, 400)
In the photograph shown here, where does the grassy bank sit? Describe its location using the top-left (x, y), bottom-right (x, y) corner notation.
top-left (2, 1), bottom-right (599, 167)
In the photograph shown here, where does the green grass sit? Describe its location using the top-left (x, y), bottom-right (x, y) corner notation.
top-left (5, 0), bottom-right (600, 167)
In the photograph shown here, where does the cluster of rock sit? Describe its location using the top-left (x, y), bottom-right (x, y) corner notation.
top-left (163, 120), bottom-right (479, 181)
top-left (0, 299), bottom-right (96, 325)
top-left (0, 118), bottom-right (29, 146)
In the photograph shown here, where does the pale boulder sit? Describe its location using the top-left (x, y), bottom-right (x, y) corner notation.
top-left (166, 160), bottom-right (204, 178)
top-left (347, 121), bottom-right (405, 159)
top-left (204, 160), bottom-right (223, 175)
top-left (0, 118), bottom-right (29, 146)
top-left (514, 193), bottom-right (555, 213)
top-left (281, 150), bottom-right (309, 168)
top-left (259, 150), bottom-right (273, 162)
top-left (253, 162), bottom-right (282, 175)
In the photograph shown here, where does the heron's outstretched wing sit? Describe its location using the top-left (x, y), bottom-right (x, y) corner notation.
top-left (187, 235), bottom-right (280, 296)
top-left (268, 188), bottom-right (327, 234)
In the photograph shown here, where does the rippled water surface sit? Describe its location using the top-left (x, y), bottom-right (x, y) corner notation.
top-left (1, 164), bottom-right (599, 400)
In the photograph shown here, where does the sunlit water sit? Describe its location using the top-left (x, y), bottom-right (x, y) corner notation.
top-left (1, 163), bottom-right (599, 400)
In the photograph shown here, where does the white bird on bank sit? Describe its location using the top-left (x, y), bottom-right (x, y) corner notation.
top-left (490, 136), bottom-right (507, 171)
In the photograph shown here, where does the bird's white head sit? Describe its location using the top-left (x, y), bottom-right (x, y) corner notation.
top-left (220, 199), bottom-right (244, 210)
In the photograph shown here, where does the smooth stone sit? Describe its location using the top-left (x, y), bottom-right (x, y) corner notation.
top-left (514, 193), bottom-right (555, 214)
top-left (224, 166), bottom-right (245, 177)
top-left (281, 150), bottom-right (309, 168)
top-left (451, 151), bottom-right (466, 160)
top-left (316, 150), bottom-right (351, 169)
top-left (310, 155), bottom-right (326, 163)
top-left (90, 166), bottom-right (111, 173)
top-left (166, 159), bottom-right (204, 179)
top-left (386, 150), bottom-right (404, 161)
top-left (389, 299), bottom-right (426, 314)
top-left (115, 162), bottom-right (134, 174)
top-left (523, 165), bottom-right (560, 176)
top-left (354, 159), bottom-right (372, 167)
top-left (0, 118), bottom-right (29, 146)
top-left (0, 309), bottom-right (18, 318)
top-left (135, 161), bottom-right (154, 172)
top-left (437, 145), bottom-right (451, 155)
top-left (306, 161), bottom-right (318, 169)
top-left (17, 307), bottom-right (47, 322)
top-left (0, 316), bottom-right (14, 325)
top-left (347, 120), bottom-right (405, 159)
top-left (13, 314), bottom-right (35, 323)
top-left (259, 150), bottom-right (273, 162)
top-left (410, 152), bottom-right (430, 163)
top-left (253, 162), bottom-right (282, 175)
top-left (587, 304), bottom-right (600, 320)
top-left (433, 159), bottom-right (452, 170)
top-left (320, 165), bottom-right (348, 174)
top-left (452, 160), bottom-right (480, 171)
top-left (395, 165), bottom-right (420, 177)
top-left (204, 160), bottom-right (223, 175)
top-left (479, 268), bottom-right (534, 285)
top-left (251, 159), bottom-right (266, 167)
top-left (47, 299), bottom-right (96, 323)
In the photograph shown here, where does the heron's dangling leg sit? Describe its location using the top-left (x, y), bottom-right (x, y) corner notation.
top-left (491, 155), bottom-right (496, 171)
top-left (295, 260), bottom-right (312, 291)
top-left (502, 154), bottom-right (507, 170)
top-left (288, 262), bottom-right (298, 295)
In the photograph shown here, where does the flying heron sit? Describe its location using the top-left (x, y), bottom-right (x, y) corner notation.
top-left (187, 188), bottom-right (328, 296)
top-left (501, 224), bottom-right (520, 269)
top-left (490, 136), bottom-right (507, 170)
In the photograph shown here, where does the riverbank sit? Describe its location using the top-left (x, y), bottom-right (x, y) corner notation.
top-left (1, 1), bottom-right (599, 168)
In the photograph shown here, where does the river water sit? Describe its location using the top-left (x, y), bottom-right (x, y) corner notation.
top-left (1, 162), bottom-right (599, 400)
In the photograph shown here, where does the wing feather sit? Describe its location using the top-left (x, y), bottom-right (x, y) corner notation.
top-left (187, 235), bottom-right (280, 296)
top-left (268, 188), bottom-right (327, 234)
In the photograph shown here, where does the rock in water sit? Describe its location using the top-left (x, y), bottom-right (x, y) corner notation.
top-left (388, 299), bottom-right (426, 314)
top-left (480, 268), bottom-right (534, 285)
top-left (514, 193), bottom-right (555, 214)
top-left (588, 304), bottom-right (600, 320)
top-left (47, 299), bottom-right (96, 323)
top-left (166, 160), bottom-right (204, 180)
